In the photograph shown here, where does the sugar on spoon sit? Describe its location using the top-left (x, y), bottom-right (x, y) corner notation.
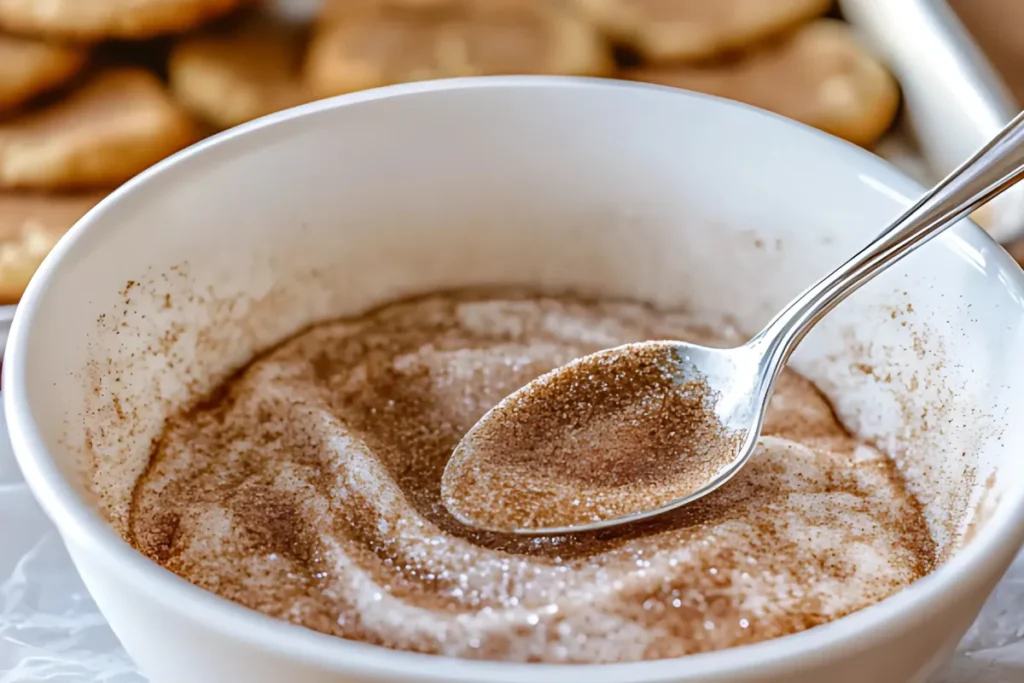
top-left (441, 109), bottom-right (1024, 536)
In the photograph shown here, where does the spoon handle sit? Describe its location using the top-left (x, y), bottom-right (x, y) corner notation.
top-left (752, 108), bottom-right (1024, 368)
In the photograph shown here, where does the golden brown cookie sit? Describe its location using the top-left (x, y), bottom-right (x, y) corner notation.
top-left (575, 0), bottom-right (832, 62)
top-left (305, 0), bottom-right (614, 98)
top-left (0, 191), bottom-right (104, 302)
top-left (0, 0), bottom-right (250, 41)
top-left (169, 17), bottom-right (311, 130)
top-left (625, 20), bottom-right (901, 147)
top-left (0, 68), bottom-right (199, 190)
top-left (0, 34), bottom-right (87, 113)
top-left (318, 0), bottom-right (472, 23)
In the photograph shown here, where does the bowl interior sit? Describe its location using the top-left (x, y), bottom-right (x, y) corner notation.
top-left (10, 77), bottom-right (1024, 645)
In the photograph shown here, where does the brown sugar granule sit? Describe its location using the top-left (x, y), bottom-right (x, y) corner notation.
top-left (442, 342), bottom-right (744, 532)
top-left (126, 290), bottom-right (936, 663)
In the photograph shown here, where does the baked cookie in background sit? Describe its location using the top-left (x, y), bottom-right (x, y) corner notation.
top-left (625, 20), bottom-right (900, 147)
top-left (0, 191), bottom-right (104, 303)
top-left (0, 68), bottom-right (198, 190)
top-left (169, 16), bottom-right (311, 130)
top-left (0, 0), bottom-right (252, 41)
top-left (0, 34), bottom-right (88, 113)
top-left (317, 0), bottom-right (504, 24)
top-left (0, 0), bottom-right (912, 302)
top-left (575, 0), bottom-right (832, 63)
top-left (305, 0), bottom-right (614, 98)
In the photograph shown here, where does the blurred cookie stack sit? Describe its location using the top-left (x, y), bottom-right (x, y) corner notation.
top-left (605, 0), bottom-right (900, 147)
top-left (0, 0), bottom-right (904, 305)
top-left (0, 0), bottom-right (236, 304)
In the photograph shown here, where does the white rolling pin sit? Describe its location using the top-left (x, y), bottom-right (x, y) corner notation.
top-left (842, 0), bottom-right (1024, 242)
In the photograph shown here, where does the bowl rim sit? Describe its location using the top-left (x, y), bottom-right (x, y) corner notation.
top-left (6, 76), bottom-right (1024, 682)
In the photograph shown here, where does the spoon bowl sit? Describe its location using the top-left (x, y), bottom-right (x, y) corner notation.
top-left (442, 338), bottom-right (768, 535)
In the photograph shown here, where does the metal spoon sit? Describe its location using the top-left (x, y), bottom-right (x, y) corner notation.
top-left (441, 110), bottom-right (1024, 536)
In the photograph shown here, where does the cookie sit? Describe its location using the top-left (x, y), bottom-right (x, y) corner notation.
top-left (0, 0), bottom-right (250, 41)
top-left (575, 0), bottom-right (832, 63)
top-left (318, 0), bottom-right (473, 23)
top-left (305, 0), bottom-right (614, 98)
top-left (0, 34), bottom-right (87, 113)
top-left (169, 17), bottom-right (310, 130)
top-left (320, 0), bottom-right (458, 17)
top-left (625, 20), bottom-right (901, 147)
top-left (0, 191), bottom-right (104, 303)
top-left (0, 68), bottom-right (198, 190)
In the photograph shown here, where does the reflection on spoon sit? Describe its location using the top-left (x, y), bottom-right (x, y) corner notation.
top-left (440, 342), bottom-right (743, 534)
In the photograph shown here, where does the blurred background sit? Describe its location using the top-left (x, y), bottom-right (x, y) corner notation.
top-left (0, 0), bottom-right (1023, 308)
top-left (2, 3), bottom-right (1024, 680)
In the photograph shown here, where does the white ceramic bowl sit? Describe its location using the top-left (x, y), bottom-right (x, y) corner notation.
top-left (6, 77), bottom-right (1024, 683)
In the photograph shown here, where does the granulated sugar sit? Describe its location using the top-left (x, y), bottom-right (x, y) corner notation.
top-left (441, 342), bottom-right (744, 532)
top-left (127, 291), bottom-right (935, 663)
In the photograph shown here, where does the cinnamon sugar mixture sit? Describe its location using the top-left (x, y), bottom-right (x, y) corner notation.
top-left (128, 291), bottom-right (935, 663)
top-left (442, 342), bottom-right (745, 532)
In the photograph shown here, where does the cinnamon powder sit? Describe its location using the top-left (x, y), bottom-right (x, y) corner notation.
top-left (442, 342), bottom-right (744, 532)
top-left (126, 290), bottom-right (936, 663)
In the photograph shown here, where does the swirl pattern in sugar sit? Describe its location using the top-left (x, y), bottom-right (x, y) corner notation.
top-left (127, 292), bottom-right (936, 663)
